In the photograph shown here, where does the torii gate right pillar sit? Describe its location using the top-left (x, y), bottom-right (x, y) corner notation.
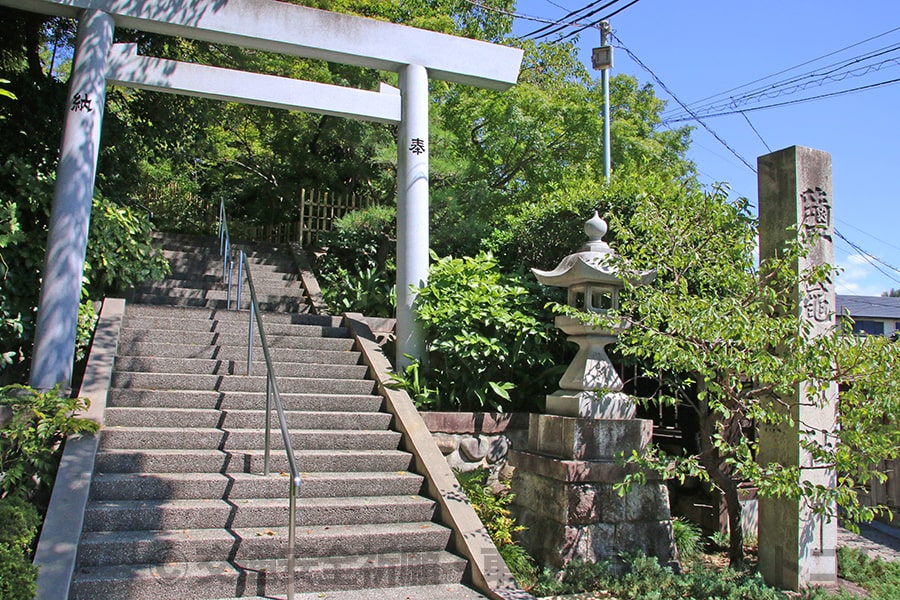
top-left (757, 145), bottom-right (838, 591)
top-left (396, 64), bottom-right (429, 369)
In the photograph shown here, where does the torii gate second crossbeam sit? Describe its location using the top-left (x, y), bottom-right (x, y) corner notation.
top-left (2, 0), bottom-right (524, 390)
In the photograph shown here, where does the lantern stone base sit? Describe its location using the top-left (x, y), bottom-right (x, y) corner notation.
top-left (545, 390), bottom-right (636, 420)
top-left (509, 414), bottom-right (676, 570)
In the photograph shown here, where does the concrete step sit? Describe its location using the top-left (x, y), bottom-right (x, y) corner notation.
top-left (89, 471), bottom-right (424, 502)
top-left (116, 330), bottom-right (352, 350)
top-left (128, 291), bottom-right (310, 312)
top-left (116, 336), bottom-right (355, 355)
top-left (94, 449), bottom-right (414, 475)
top-left (161, 254), bottom-right (297, 271)
top-left (136, 278), bottom-right (303, 294)
top-left (98, 427), bottom-right (402, 452)
top-left (134, 284), bottom-right (300, 302)
top-left (67, 236), bottom-right (484, 599)
top-left (163, 246), bottom-right (298, 267)
top-left (126, 294), bottom-right (309, 313)
top-left (119, 319), bottom-right (346, 338)
top-left (106, 390), bottom-right (384, 412)
top-left (69, 552), bottom-right (469, 600)
top-left (104, 408), bottom-right (392, 431)
top-left (286, 584), bottom-right (486, 600)
top-left (83, 495), bottom-right (437, 532)
top-left (109, 372), bottom-right (376, 395)
top-left (112, 357), bottom-right (368, 380)
top-left (112, 344), bottom-right (361, 365)
top-left (121, 304), bottom-right (341, 327)
top-left (76, 521), bottom-right (452, 567)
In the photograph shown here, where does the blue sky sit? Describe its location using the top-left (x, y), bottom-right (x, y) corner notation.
top-left (512, 0), bottom-right (900, 297)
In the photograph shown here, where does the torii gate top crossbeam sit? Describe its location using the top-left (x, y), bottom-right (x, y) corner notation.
top-left (2, 0), bottom-right (523, 90)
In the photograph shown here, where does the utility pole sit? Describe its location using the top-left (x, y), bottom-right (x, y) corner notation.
top-left (592, 21), bottom-right (613, 181)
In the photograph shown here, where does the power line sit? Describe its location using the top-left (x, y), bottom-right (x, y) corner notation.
top-left (556, 0), bottom-right (643, 43)
top-left (662, 76), bottom-right (900, 123)
top-left (834, 241), bottom-right (900, 289)
top-left (836, 218), bottom-right (900, 253)
top-left (462, 0), bottom-right (592, 27)
top-left (664, 45), bottom-right (900, 120)
top-left (661, 25), bottom-right (900, 118)
top-left (521, 0), bottom-right (618, 40)
top-left (835, 228), bottom-right (900, 284)
top-left (735, 105), bottom-right (771, 153)
top-left (610, 32), bottom-right (757, 173)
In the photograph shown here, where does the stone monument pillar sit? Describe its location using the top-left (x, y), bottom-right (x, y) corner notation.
top-left (757, 146), bottom-right (838, 590)
top-left (510, 213), bottom-right (676, 570)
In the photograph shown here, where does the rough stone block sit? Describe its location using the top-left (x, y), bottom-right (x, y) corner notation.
top-left (623, 482), bottom-right (671, 522)
top-left (433, 433), bottom-right (458, 456)
top-left (527, 414), bottom-right (652, 460)
top-left (460, 435), bottom-right (489, 462)
top-left (614, 520), bottom-right (676, 563)
top-left (486, 436), bottom-right (510, 464)
top-left (546, 391), bottom-right (636, 420)
top-left (511, 471), bottom-right (569, 524)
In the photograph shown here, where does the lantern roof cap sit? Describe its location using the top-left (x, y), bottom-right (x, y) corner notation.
top-left (532, 211), bottom-right (655, 288)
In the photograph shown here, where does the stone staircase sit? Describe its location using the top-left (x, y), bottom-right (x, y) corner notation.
top-left (62, 234), bottom-right (492, 599)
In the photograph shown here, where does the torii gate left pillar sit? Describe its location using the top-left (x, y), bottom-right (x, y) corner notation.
top-left (30, 9), bottom-right (113, 390)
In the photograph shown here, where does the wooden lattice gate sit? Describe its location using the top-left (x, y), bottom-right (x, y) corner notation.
top-left (243, 189), bottom-right (376, 246)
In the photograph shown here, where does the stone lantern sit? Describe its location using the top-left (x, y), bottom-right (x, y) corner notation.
top-left (509, 211), bottom-right (675, 571)
top-left (532, 211), bottom-right (654, 419)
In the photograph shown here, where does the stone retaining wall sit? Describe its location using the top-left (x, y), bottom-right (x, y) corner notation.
top-left (420, 412), bottom-right (529, 480)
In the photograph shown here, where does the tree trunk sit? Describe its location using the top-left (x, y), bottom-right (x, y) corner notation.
top-left (696, 388), bottom-right (745, 565)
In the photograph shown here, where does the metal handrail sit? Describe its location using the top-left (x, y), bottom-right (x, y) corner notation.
top-left (242, 251), bottom-right (301, 599)
top-left (218, 200), bottom-right (241, 309)
top-left (219, 202), bottom-right (300, 599)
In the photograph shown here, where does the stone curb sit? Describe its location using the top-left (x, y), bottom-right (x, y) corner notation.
top-left (33, 297), bottom-right (125, 600)
top-left (289, 242), bottom-right (330, 315)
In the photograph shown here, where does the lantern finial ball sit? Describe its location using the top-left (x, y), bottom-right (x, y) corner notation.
top-left (584, 211), bottom-right (609, 250)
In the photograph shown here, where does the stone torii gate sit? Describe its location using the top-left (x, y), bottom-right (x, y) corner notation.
top-left (4, 0), bottom-right (523, 390)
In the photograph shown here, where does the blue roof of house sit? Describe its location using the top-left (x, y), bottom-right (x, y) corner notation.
top-left (836, 295), bottom-right (900, 319)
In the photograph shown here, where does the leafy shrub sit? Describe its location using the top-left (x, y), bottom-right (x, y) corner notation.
top-left (388, 356), bottom-right (438, 409)
top-left (0, 542), bottom-right (36, 600)
top-left (483, 174), bottom-right (685, 272)
top-left (0, 496), bottom-right (38, 600)
top-left (320, 266), bottom-right (395, 318)
top-left (456, 468), bottom-right (534, 587)
top-left (406, 253), bottom-right (562, 412)
top-left (316, 205), bottom-right (396, 317)
top-left (0, 385), bottom-right (98, 505)
top-left (671, 516), bottom-right (703, 563)
top-left (531, 559), bottom-right (612, 597)
top-left (132, 157), bottom-right (212, 235)
top-left (84, 195), bottom-right (171, 297)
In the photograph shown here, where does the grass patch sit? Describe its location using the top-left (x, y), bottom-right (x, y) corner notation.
top-left (833, 546), bottom-right (900, 599)
top-left (530, 544), bottom-right (900, 599)
top-left (532, 553), bottom-right (789, 600)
